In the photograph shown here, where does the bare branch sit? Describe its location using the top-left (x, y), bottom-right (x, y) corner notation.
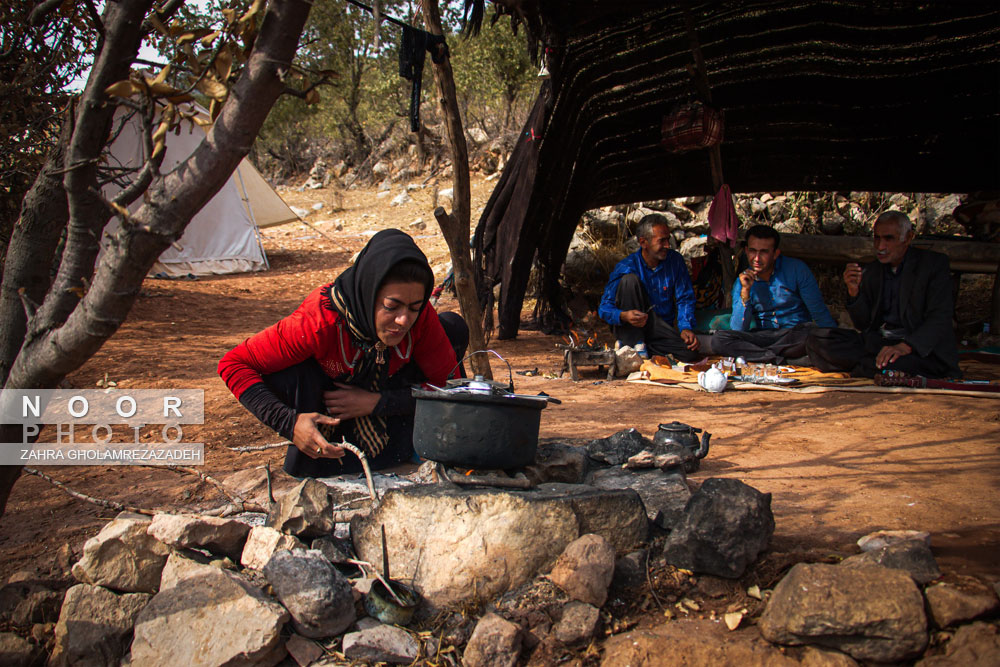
top-left (28, 0), bottom-right (63, 26)
top-left (23, 467), bottom-right (156, 515)
top-left (226, 441), bottom-right (289, 452)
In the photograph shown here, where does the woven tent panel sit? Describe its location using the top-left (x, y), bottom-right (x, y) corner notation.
top-left (474, 0), bottom-right (1000, 338)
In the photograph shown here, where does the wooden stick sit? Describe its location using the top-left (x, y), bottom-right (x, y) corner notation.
top-left (23, 467), bottom-right (156, 515)
top-left (226, 441), bottom-right (289, 452)
top-left (339, 438), bottom-right (379, 503)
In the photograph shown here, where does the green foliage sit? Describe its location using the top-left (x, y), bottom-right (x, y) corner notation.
top-left (253, 0), bottom-right (539, 180)
top-left (451, 14), bottom-right (537, 134)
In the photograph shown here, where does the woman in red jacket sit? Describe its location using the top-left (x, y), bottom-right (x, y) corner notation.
top-left (219, 229), bottom-right (467, 477)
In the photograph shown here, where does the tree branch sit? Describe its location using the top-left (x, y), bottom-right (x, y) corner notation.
top-left (28, 0), bottom-right (64, 26)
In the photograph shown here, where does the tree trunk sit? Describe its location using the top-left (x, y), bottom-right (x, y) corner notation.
top-left (0, 0), bottom-right (314, 518)
top-left (0, 112), bottom-right (72, 386)
top-left (420, 0), bottom-right (492, 378)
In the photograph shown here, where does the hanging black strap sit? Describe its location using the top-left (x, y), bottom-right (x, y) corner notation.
top-left (398, 26), bottom-right (448, 132)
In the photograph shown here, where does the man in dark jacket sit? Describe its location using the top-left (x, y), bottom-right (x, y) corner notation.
top-left (805, 211), bottom-right (961, 378)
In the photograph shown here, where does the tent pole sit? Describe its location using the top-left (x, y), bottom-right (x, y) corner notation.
top-left (234, 165), bottom-right (270, 270)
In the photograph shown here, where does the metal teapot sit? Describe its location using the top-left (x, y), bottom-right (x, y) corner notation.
top-left (653, 421), bottom-right (711, 472)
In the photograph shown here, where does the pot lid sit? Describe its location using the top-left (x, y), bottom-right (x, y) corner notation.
top-left (413, 387), bottom-right (550, 409)
top-left (658, 421), bottom-right (693, 432)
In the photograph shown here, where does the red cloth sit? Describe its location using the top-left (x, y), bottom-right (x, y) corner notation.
top-left (708, 184), bottom-right (739, 247)
top-left (218, 283), bottom-right (456, 399)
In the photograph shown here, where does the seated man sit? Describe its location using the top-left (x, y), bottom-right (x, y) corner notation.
top-left (598, 214), bottom-right (700, 361)
top-left (805, 211), bottom-right (961, 378)
top-left (714, 225), bottom-right (836, 363)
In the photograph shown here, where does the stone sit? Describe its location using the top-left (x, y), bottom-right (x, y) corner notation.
top-left (310, 536), bottom-right (353, 564)
top-left (759, 563), bottom-right (927, 662)
top-left (372, 160), bottom-right (390, 177)
top-left (342, 624), bottom-right (419, 664)
top-left (679, 236), bottom-right (708, 259)
top-left (439, 187), bottom-right (453, 199)
top-left (916, 621), bottom-right (1000, 666)
top-left (586, 428), bottom-right (653, 466)
top-left (130, 567), bottom-right (288, 667)
top-left (241, 526), bottom-right (306, 569)
top-left (548, 534), bottom-right (616, 607)
top-left (221, 466), bottom-right (298, 508)
top-left (0, 632), bottom-right (35, 667)
top-left (602, 618), bottom-right (796, 667)
top-left (262, 549), bottom-right (355, 639)
top-left (265, 478), bottom-right (335, 539)
top-left (614, 345), bottom-right (643, 376)
top-left (857, 529), bottom-right (930, 552)
top-left (147, 513), bottom-right (250, 560)
top-left (72, 517), bottom-right (170, 593)
top-left (390, 191), bottom-right (411, 207)
top-left (11, 587), bottom-right (63, 625)
top-left (662, 477), bottom-right (773, 578)
top-left (464, 613), bottom-right (522, 667)
top-left (159, 551), bottom-right (224, 590)
top-left (351, 484), bottom-right (646, 611)
top-left (554, 601), bottom-right (600, 645)
top-left (409, 218), bottom-right (426, 230)
top-left (774, 218), bottom-right (802, 234)
top-left (924, 581), bottom-right (1000, 628)
top-left (821, 211), bottom-right (845, 235)
top-left (286, 634), bottom-right (324, 666)
top-left (612, 550), bottom-right (648, 589)
top-left (801, 646), bottom-right (859, 667)
top-left (50, 584), bottom-right (150, 667)
top-left (523, 442), bottom-right (589, 485)
top-left (467, 127), bottom-right (489, 145)
top-left (590, 468), bottom-right (691, 527)
top-left (840, 541), bottom-right (941, 584)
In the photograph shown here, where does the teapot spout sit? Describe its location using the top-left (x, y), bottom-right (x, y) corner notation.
top-left (695, 431), bottom-right (711, 459)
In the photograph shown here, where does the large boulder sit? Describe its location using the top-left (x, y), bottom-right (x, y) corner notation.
top-left (548, 534), bottom-right (616, 607)
top-left (72, 517), bottom-right (170, 593)
top-left (50, 584), bottom-right (150, 667)
top-left (159, 551), bottom-right (228, 590)
top-left (266, 478), bottom-right (335, 539)
top-left (262, 549), bottom-right (355, 638)
top-left (130, 567), bottom-right (288, 667)
top-left (554, 601), bottom-right (601, 645)
top-left (351, 484), bottom-right (646, 611)
top-left (147, 513), bottom-right (251, 560)
top-left (759, 563), bottom-right (927, 662)
top-left (662, 478), bottom-right (773, 578)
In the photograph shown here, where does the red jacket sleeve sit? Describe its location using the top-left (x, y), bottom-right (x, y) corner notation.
top-left (410, 303), bottom-right (458, 386)
top-left (218, 287), bottom-right (333, 399)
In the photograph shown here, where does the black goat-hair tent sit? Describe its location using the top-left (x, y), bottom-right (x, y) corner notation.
top-left (471, 0), bottom-right (1000, 339)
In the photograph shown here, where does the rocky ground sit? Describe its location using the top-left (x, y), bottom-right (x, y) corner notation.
top-left (0, 174), bottom-right (997, 664)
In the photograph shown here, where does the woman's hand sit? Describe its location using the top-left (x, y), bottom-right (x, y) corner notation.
top-left (292, 412), bottom-right (345, 459)
top-left (323, 383), bottom-right (380, 420)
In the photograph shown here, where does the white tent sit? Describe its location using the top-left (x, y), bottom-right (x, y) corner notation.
top-left (103, 105), bottom-right (298, 276)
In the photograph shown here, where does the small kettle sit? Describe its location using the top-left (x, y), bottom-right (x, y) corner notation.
top-left (653, 421), bottom-right (712, 473)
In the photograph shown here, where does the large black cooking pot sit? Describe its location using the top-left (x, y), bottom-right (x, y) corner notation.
top-left (412, 387), bottom-right (551, 469)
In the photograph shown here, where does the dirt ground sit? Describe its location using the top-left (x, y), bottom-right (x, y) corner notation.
top-left (2, 174), bottom-right (999, 597)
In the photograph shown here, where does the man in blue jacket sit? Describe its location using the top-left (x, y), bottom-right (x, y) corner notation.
top-left (714, 225), bottom-right (837, 363)
top-left (598, 214), bottom-right (701, 361)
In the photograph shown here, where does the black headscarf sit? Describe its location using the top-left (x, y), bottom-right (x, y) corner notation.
top-left (325, 229), bottom-right (431, 456)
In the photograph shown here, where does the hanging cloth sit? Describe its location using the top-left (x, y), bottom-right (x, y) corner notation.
top-left (399, 26), bottom-right (448, 132)
top-left (707, 184), bottom-right (740, 248)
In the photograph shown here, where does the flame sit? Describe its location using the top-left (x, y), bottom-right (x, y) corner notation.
top-left (586, 332), bottom-right (597, 347)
